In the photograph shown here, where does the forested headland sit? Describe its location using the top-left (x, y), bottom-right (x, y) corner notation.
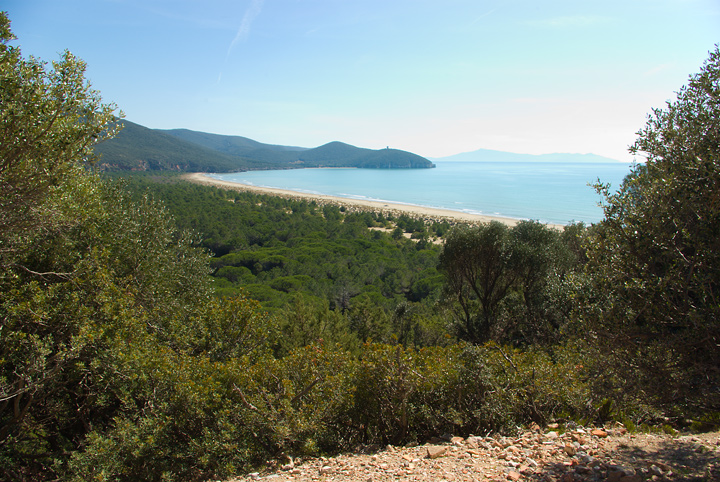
top-left (92, 119), bottom-right (436, 172)
top-left (1, 12), bottom-right (719, 481)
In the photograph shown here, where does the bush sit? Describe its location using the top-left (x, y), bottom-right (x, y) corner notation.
top-left (227, 344), bottom-right (356, 459)
top-left (349, 342), bottom-right (592, 445)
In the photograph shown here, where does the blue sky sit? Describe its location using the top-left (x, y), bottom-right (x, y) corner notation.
top-left (4, 1), bottom-right (719, 161)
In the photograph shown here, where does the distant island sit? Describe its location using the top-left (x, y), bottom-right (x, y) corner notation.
top-left (93, 120), bottom-right (436, 172)
top-left (434, 148), bottom-right (623, 164)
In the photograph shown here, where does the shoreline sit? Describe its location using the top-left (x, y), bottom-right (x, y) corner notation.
top-left (183, 173), bottom-right (564, 229)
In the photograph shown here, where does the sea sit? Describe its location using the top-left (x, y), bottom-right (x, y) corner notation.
top-left (209, 160), bottom-right (635, 225)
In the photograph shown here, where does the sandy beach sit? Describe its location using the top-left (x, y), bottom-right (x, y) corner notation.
top-left (184, 173), bottom-right (564, 229)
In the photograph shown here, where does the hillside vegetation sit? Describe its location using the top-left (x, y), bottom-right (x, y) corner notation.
top-left (1, 14), bottom-right (719, 481)
top-left (94, 120), bottom-right (435, 172)
top-left (94, 120), bottom-right (253, 171)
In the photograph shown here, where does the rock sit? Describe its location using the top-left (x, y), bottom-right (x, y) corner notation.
top-left (607, 465), bottom-right (636, 482)
top-left (280, 455), bottom-right (294, 471)
top-left (451, 436), bottom-right (465, 445)
top-left (319, 465), bottom-right (332, 475)
top-left (546, 431), bottom-right (560, 440)
top-left (608, 465), bottom-right (634, 477)
top-left (575, 465), bottom-right (591, 474)
top-left (247, 473), bottom-right (260, 480)
top-left (427, 445), bottom-right (448, 459)
top-left (466, 436), bottom-right (481, 448)
top-left (564, 444), bottom-right (577, 456)
top-left (606, 472), bottom-right (623, 482)
top-left (591, 429), bottom-right (608, 438)
top-left (507, 470), bottom-right (523, 481)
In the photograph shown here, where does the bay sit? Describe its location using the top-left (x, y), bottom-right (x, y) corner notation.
top-left (210, 160), bottom-right (634, 225)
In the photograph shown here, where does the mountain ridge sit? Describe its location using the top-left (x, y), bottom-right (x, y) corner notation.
top-left (94, 120), bottom-right (435, 172)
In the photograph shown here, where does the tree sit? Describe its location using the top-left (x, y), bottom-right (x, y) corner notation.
top-left (0, 14), bottom-right (273, 479)
top-left (439, 222), bottom-right (516, 343)
top-left (503, 220), bottom-right (578, 345)
top-left (582, 46), bottom-right (720, 415)
top-left (0, 12), bottom-right (119, 268)
top-left (439, 220), bottom-right (578, 345)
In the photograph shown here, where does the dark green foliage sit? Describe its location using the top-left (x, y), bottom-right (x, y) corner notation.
top-left (273, 296), bottom-right (360, 356)
top-left (438, 221), bottom-right (583, 345)
top-left (0, 17), bottom-right (272, 479)
top-left (119, 176), bottom-right (445, 324)
top-left (350, 342), bottom-right (592, 445)
top-left (0, 169), bottom-right (273, 480)
top-left (228, 344), bottom-right (357, 459)
top-left (579, 46), bottom-right (720, 416)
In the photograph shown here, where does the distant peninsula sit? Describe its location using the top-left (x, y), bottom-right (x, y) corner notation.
top-left (93, 120), bottom-right (436, 172)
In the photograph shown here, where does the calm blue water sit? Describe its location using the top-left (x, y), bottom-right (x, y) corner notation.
top-left (210, 160), bottom-right (634, 225)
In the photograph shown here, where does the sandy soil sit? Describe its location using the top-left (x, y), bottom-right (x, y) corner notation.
top-left (183, 173), bottom-right (565, 230)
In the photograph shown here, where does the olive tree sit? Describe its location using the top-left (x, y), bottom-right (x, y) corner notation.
top-left (582, 46), bottom-right (720, 415)
top-left (439, 220), bottom-right (578, 345)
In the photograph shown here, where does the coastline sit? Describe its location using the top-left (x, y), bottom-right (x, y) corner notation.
top-left (183, 173), bottom-right (564, 229)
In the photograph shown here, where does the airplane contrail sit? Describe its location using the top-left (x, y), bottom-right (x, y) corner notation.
top-left (227, 0), bottom-right (266, 57)
top-left (217, 0), bottom-right (265, 84)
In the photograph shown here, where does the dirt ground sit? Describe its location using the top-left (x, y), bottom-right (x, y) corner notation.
top-left (223, 425), bottom-right (720, 482)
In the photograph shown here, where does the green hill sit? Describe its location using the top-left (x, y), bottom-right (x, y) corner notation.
top-left (295, 141), bottom-right (435, 168)
top-left (93, 120), bottom-right (260, 172)
top-left (160, 128), bottom-right (308, 156)
top-left (94, 121), bottom-right (435, 172)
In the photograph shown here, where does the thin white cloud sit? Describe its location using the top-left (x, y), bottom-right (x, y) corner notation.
top-left (526, 15), bottom-right (611, 28)
top-left (227, 0), bottom-right (265, 56)
top-left (642, 63), bottom-right (675, 77)
top-left (217, 0), bottom-right (265, 84)
top-left (469, 7), bottom-right (500, 25)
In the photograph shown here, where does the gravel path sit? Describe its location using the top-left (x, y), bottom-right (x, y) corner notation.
top-left (224, 425), bottom-right (720, 482)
